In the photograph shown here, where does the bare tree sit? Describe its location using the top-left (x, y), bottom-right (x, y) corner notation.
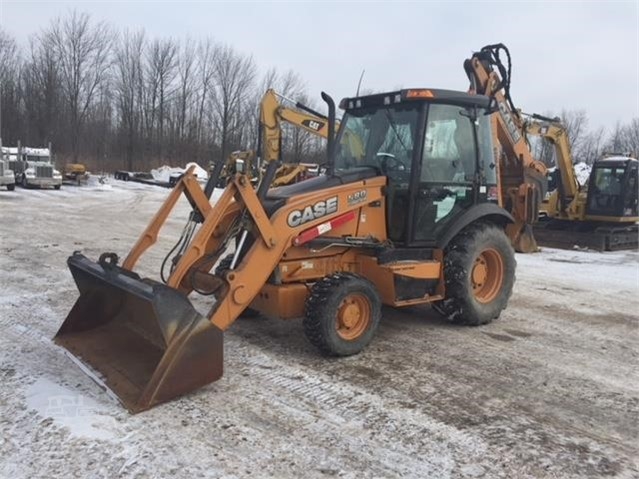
top-left (0, 28), bottom-right (21, 143)
top-left (143, 37), bottom-right (177, 162)
top-left (624, 118), bottom-right (639, 154)
top-left (176, 38), bottom-right (196, 144)
top-left (604, 119), bottom-right (639, 155)
top-left (114, 29), bottom-right (145, 169)
top-left (194, 39), bottom-right (217, 148)
top-left (23, 35), bottom-right (63, 146)
top-left (48, 10), bottom-right (112, 161)
top-left (210, 44), bottom-right (256, 159)
top-left (575, 127), bottom-right (605, 165)
top-left (560, 109), bottom-right (588, 155)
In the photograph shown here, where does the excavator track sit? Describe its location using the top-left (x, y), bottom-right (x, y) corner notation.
top-left (533, 220), bottom-right (638, 251)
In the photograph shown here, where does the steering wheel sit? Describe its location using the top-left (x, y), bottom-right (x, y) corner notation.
top-left (377, 152), bottom-right (408, 180)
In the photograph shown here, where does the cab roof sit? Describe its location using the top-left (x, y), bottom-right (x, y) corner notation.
top-left (339, 88), bottom-right (491, 110)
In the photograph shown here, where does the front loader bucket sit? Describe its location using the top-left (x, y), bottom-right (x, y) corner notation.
top-left (55, 253), bottom-right (223, 413)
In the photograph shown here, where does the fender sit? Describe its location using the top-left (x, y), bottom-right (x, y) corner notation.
top-left (436, 203), bottom-right (514, 249)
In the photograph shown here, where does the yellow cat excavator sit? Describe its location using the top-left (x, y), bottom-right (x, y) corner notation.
top-left (217, 89), bottom-right (335, 187)
top-left (525, 113), bottom-right (638, 250)
top-left (55, 45), bottom-right (543, 413)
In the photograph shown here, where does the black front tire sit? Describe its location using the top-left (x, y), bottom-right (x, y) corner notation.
top-left (21, 176), bottom-right (28, 188)
top-left (54, 184), bottom-right (61, 190)
top-left (304, 273), bottom-right (381, 356)
top-left (434, 222), bottom-right (515, 326)
top-left (7, 184), bottom-right (15, 191)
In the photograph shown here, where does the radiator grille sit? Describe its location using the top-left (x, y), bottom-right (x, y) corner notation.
top-left (36, 165), bottom-right (53, 178)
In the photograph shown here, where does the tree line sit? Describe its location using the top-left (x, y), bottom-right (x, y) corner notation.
top-left (0, 10), bottom-right (637, 172)
top-left (0, 11), bottom-right (326, 172)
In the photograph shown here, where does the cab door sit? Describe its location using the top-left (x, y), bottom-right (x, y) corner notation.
top-left (411, 104), bottom-right (496, 244)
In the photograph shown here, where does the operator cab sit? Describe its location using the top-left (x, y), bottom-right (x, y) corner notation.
top-left (335, 89), bottom-right (498, 246)
top-left (586, 156), bottom-right (639, 221)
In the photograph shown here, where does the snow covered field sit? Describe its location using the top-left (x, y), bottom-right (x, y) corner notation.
top-left (0, 180), bottom-right (638, 478)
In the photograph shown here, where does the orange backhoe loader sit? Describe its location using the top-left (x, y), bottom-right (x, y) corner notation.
top-left (55, 46), bottom-right (540, 413)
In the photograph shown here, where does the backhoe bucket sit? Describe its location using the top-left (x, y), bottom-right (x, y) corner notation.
top-left (54, 253), bottom-right (223, 413)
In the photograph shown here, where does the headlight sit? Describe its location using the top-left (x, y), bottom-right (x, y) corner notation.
top-left (53, 170), bottom-right (62, 178)
top-left (25, 169), bottom-right (35, 177)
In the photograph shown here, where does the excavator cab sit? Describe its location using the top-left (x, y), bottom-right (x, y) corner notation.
top-left (585, 157), bottom-right (639, 221)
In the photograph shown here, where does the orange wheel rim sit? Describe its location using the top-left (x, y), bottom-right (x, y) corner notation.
top-left (471, 248), bottom-right (504, 303)
top-left (336, 293), bottom-right (371, 341)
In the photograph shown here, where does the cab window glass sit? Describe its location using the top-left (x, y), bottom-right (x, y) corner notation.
top-left (421, 104), bottom-right (476, 184)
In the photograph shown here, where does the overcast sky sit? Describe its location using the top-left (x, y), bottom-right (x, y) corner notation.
top-left (1, 1), bottom-right (637, 132)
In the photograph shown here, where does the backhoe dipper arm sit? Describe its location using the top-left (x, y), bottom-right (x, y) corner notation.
top-left (464, 44), bottom-right (547, 252)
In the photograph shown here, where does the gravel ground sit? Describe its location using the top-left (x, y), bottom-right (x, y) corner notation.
top-left (1, 181), bottom-right (637, 478)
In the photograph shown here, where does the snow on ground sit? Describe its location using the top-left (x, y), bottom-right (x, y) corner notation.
top-left (0, 181), bottom-right (638, 478)
top-left (25, 377), bottom-right (120, 441)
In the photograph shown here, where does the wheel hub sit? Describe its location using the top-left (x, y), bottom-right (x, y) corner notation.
top-left (471, 248), bottom-right (504, 304)
top-left (336, 294), bottom-right (371, 341)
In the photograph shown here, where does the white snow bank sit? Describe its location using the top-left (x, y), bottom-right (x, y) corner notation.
top-left (546, 163), bottom-right (591, 187)
top-left (151, 162), bottom-right (208, 182)
top-left (86, 173), bottom-right (112, 190)
top-left (26, 377), bottom-right (120, 440)
top-left (574, 162), bottom-right (591, 186)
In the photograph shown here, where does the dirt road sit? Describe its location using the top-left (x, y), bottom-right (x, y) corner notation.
top-left (1, 182), bottom-right (637, 478)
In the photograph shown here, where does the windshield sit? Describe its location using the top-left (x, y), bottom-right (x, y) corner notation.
top-left (592, 166), bottom-right (625, 196)
top-left (334, 105), bottom-right (421, 174)
top-left (27, 155), bottom-right (50, 162)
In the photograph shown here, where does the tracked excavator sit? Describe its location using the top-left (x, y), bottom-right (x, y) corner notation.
top-left (55, 45), bottom-right (544, 413)
top-left (525, 114), bottom-right (638, 250)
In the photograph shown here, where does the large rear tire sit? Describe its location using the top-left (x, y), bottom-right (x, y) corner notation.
top-left (434, 222), bottom-right (515, 325)
top-left (304, 273), bottom-right (381, 356)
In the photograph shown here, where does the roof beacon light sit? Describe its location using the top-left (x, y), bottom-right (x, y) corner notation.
top-left (406, 89), bottom-right (435, 99)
